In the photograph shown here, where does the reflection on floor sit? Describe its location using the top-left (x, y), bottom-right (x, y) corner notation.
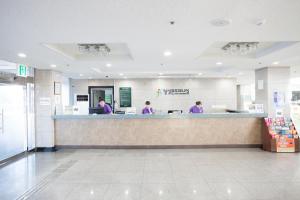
top-left (1, 148), bottom-right (300, 200)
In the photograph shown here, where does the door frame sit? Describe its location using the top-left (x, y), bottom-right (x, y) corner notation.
top-left (0, 72), bottom-right (35, 161)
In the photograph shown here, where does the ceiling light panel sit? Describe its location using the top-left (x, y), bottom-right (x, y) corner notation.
top-left (18, 53), bottom-right (27, 58)
top-left (163, 51), bottom-right (172, 57)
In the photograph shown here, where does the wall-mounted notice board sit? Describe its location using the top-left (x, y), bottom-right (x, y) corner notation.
top-left (119, 87), bottom-right (132, 107)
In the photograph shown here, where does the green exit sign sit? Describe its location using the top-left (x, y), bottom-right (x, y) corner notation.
top-left (17, 64), bottom-right (27, 77)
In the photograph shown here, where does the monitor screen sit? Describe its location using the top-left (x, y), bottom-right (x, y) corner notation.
top-left (89, 107), bottom-right (105, 114)
top-left (168, 110), bottom-right (182, 114)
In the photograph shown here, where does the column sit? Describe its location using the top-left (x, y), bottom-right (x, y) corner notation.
top-left (34, 69), bottom-right (63, 148)
top-left (255, 66), bottom-right (290, 117)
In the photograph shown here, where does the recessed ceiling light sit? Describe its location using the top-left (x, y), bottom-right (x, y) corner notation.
top-left (50, 64), bottom-right (56, 68)
top-left (119, 73), bottom-right (124, 76)
top-left (216, 62), bottom-right (223, 65)
top-left (79, 74), bottom-right (83, 77)
top-left (106, 63), bottom-right (112, 67)
top-left (159, 72), bottom-right (163, 75)
top-left (273, 61), bottom-right (279, 65)
top-left (18, 53), bottom-right (27, 58)
top-left (164, 51), bottom-right (172, 57)
top-left (198, 73), bottom-right (203, 76)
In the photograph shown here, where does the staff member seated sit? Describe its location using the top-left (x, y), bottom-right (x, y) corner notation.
top-left (189, 101), bottom-right (204, 114)
top-left (142, 101), bottom-right (154, 114)
top-left (98, 98), bottom-right (112, 114)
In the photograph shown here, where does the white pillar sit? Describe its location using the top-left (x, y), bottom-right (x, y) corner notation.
top-left (255, 67), bottom-right (290, 117)
top-left (35, 69), bottom-right (63, 148)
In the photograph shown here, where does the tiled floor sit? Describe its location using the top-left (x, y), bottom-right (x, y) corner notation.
top-left (1, 148), bottom-right (300, 200)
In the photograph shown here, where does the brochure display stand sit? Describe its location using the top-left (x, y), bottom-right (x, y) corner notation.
top-left (262, 117), bottom-right (299, 152)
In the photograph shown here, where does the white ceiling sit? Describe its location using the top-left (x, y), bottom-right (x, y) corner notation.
top-left (43, 43), bottom-right (133, 61)
top-left (0, 0), bottom-right (300, 80)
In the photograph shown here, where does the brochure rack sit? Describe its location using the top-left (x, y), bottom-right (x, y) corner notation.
top-left (262, 117), bottom-right (299, 152)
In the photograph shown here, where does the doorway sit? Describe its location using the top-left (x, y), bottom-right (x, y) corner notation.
top-left (88, 86), bottom-right (114, 110)
top-left (0, 84), bottom-right (27, 161)
top-left (0, 73), bottom-right (35, 162)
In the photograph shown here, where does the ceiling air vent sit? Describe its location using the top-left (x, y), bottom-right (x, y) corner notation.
top-left (78, 43), bottom-right (111, 56)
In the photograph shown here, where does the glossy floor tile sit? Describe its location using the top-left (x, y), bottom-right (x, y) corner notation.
top-left (1, 148), bottom-right (300, 199)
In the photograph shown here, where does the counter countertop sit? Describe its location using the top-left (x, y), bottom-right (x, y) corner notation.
top-left (53, 113), bottom-right (267, 120)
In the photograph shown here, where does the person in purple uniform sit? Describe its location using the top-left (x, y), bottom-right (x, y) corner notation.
top-left (142, 101), bottom-right (154, 114)
top-left (189, 101), bottom-right (204, 114)
top-left (98, 98), bottom-right (112, 114)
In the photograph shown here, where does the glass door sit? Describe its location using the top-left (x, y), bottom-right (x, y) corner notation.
top-left (0, 84), bottom-right (27, 161)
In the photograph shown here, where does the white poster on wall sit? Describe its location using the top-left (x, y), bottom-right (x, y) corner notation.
top-left (273, 91), bottom-right (285, 108)
top-left (39, 97), bottom-right (51, 106)
top-left (275, 108), bottom-right (284, 118)
top-left (257, 80), bottom-right (264, 90)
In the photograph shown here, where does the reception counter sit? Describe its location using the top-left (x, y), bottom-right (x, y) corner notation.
top-left (53, 113), bottom-right (267, 148)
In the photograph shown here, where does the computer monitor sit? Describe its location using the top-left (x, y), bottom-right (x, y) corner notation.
top-left (89, 107), bottom-right (105, 114)
top-left (168, 110), bottom-right (183, 114)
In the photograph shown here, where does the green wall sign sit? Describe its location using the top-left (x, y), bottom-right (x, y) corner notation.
top-left (120, 87), bottom-right (132, 107)
top-left (17, 64), bottom-right (27, 77)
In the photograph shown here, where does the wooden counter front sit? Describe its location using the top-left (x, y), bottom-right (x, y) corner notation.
top-left (54, 114), bottom-right (265, 148)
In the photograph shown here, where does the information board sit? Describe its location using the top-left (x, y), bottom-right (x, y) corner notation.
top-left (120, 87), bottom-right (132, 107)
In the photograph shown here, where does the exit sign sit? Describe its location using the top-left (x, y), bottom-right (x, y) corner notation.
top-left (17, 64), bottom-right (27, 77)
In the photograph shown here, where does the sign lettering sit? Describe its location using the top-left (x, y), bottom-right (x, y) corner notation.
top-left (157, 88), bottom-right (189, 96)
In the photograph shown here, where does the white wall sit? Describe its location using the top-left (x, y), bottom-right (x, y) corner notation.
top-left (291, 66), bottom-right (300, 78)
top-left (61, 76), bottom-right (70, 107)
top-left (71, 78), bottom-right (237, 113)
top-left (289, 66), bottom-right (300, 103)
top-left (268, 67), bottom-right (290, 117)
top-left (255, 68), bottom-right (269, 112)
top-left (237, 84), bottom-right (255, 110)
